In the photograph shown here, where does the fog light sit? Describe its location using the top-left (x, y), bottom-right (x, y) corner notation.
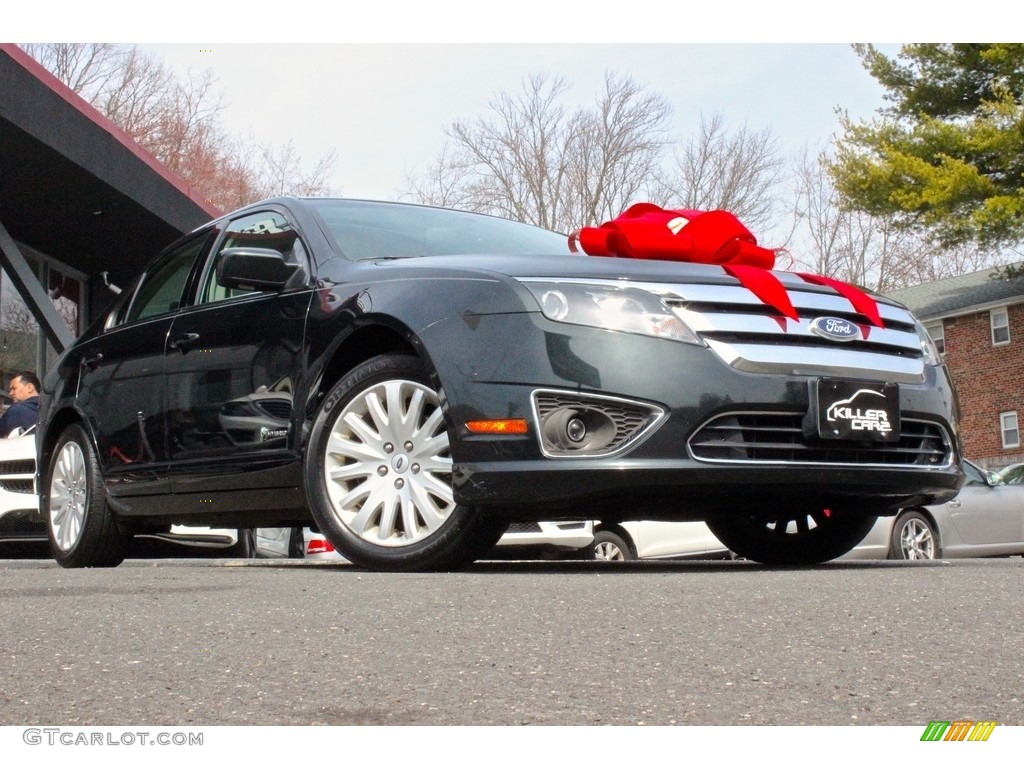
top-left (566, 417), bottom-right (587, 443)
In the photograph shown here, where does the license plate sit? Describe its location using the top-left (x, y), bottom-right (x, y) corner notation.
top-left (813, 378), bottom-right (900, 442)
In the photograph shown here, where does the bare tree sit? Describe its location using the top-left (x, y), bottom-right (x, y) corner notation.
top-left (654, 113), bottom-right (784, 235)
top-left (20, 43), bottom-right (337, 212)
top-left (405, 72), bottom-right (671, 233)
top-left (564, 74), bottom-right (672, 227)
top-left (21, 43), bottom-right (125, 100)
top-left (257, 141), bottom-right (339, 198)
top-left (789, 146), bottom-right (996, 292)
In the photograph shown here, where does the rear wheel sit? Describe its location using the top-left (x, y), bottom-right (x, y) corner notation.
top-left (288, 527), bottom-right (306, 559)
top-left (706, 508), bottom-right (876, 565)
top-left (46, 424), bottom-right (129, 568)
top-left (888, 510), bottom-right (937, 560)
top-left (304, 354), bottom-right (499, 571)
top-left (226, 528), bottom-right (256, 558)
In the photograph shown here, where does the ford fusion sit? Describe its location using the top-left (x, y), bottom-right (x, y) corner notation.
top-left (36, 198), bottom-right (963, 570)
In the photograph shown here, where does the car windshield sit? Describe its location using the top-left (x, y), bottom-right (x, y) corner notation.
top-left (308, 199), bottom-right (571, 260)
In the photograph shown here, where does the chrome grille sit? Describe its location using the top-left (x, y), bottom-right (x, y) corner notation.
top-left (689, 412), bottom-right (952, 466)
top-left (654, 279), bottom-right (927, 383)
top-left (254, 398), bottom-right (292, 420)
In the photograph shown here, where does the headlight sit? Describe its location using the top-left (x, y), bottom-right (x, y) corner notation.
top-left (519, 280), bottom-right (702, 345)
top-left (913, 319), bottom-right (942, 366)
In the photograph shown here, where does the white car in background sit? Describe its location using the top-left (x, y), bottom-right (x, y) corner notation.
top-left (0, 427), bottom-right (286, 559)
top-left (0, 426), bottom-right (44, 553)
top-left (254, 527), bottom-right (341, 560)
top-left (492, 520), bottom-right (593, 556)
top-left (592, 521), bottom-right (732, 561)
top-left (301, 521), bottom-right (595, 563)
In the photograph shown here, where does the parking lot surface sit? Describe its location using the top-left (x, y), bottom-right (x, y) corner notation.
top-left (1, 557), bottom-right (1021, 726)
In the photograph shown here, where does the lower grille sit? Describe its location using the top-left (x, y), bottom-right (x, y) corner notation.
top-left (0, 512), bottom-right (45, 536)
top-left (0, 460), bottom-right (34, 475)
top-left (689, 412), bottom-right (952, 466)
top-left (505, 522), bottom-right (543, 534)
top-left (0, 479), bottom-right (35, 493)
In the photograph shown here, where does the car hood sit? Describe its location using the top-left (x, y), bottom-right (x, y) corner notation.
top-left (364, 252), bottom-right (890, 301)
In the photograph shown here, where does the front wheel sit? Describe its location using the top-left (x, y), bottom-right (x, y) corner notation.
top-left (889, 510), bottom-right (937, 560)
top-left (304, 354), bottom-right (499, 571)
top-left (707, 508), bottom-right (876, 565)
top-left (46, 424), bottom-right (129, 568)
top-left (593, 530), bottom-right (635, 561)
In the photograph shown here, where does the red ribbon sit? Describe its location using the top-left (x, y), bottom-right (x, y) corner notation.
top-left (569, 204), bottom-right (883, 328)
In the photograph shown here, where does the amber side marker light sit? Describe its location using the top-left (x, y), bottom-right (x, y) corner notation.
top-left (465, 419), bottom-right (529, 435)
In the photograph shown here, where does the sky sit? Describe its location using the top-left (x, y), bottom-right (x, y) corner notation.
top-left (9, 2), bottom-right (1005, 251)
top-left (143, 43), bottom-right (891, 208)
top-left (15, 1), bottom-right (1001, 205)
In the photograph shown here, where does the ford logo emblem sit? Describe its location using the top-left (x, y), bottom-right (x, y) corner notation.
top-left (809, 316), bottom-right (861, 342)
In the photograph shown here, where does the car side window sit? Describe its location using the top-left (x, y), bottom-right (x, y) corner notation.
top-left (123, 232), bottom-right (211, 324)
top-left (198, 211), bottom-right (307, 305)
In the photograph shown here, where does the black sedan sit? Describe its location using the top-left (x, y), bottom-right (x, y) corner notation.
top-left (37, 198), bottom-right (963, 570)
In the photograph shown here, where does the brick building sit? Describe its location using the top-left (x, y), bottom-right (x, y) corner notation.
top-left (888, 266), bottom-right (1024, 471)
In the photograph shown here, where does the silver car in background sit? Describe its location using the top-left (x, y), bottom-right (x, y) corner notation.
top-left (842, 459), bottom-right (1024, 560)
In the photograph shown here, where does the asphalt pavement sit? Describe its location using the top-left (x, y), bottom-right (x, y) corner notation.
top-left (0, 556), bottom-right (1021, 726)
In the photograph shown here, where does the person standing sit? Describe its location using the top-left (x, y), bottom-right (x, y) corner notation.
top-left (1, 371), bottom-right (41, 437)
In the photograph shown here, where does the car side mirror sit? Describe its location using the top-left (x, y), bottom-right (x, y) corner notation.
top-left (986, 470), bottom-right (1004, 486)
top-left (216, 247), bottom-right (300, 291)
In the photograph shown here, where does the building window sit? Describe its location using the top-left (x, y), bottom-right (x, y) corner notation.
top-left (925, 321), bottom-right (945, 355)
top-left (991, 307), bottom-right (1009, 345)
top-left (1002, 412), bottom-right (1020, 449)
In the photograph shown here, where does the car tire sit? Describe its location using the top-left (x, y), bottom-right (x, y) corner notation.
top-left (226, 528), bottom-right (256, 558)
top-left (593, 530), bottom-right (635, 561)
top-left (888, 510), bottom-right (938, 560)
top-left (706, 509), bottom-right (877, 565)
top-left (45, 423), bottom-right (129, 568)
top-left (287, 526), bottom-right (306, 559)
top-left (304, 353), bottom-right (499, 571)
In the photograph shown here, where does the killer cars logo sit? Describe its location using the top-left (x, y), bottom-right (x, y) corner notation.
top-left (826, 388), bottom-right (893, 435)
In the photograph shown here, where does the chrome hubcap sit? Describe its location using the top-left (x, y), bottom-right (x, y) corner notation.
top-left (322, 379), bottom-right (453, 547)
top-left (899, 518), bottom-right (935, 559)
top-left (49, 442), bottom-right (88, 552)
top-left (594, 541), bottom-right (626, 561)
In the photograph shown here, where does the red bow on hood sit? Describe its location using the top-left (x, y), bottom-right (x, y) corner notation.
top-left (569, 203), bottom-right (883, 327)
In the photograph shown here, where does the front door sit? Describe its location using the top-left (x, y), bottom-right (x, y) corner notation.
top-left (163, 208), bottom-right (311, 494)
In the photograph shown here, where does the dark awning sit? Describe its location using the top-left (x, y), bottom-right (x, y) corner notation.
top-left (0, 43), bottom-right (219, 292)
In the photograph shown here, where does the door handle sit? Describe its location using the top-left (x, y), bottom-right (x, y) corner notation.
top-left (948, 499), bottom-right (962, 508)
top-left (169, 332), bottom-right (201, 352)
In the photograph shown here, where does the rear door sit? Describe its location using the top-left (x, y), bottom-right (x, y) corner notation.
top-left (76, 231), bottom-right (211, 498)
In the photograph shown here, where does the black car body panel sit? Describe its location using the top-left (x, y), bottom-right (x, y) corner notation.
top-left (36, 197), bottom-right (964, 567)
